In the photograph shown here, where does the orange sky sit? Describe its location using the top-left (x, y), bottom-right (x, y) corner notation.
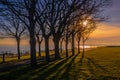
top-left (0, 23), bottom-right (120, 46)
top-left (86, 23), bottom-right (120, 45)
top-left (0, 38), bottom-right (29, 46)
top-left (90, 23), bottom-right (120, 38)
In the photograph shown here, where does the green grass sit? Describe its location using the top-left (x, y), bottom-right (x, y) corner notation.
top-left (0, 51), bottom-right (55, 63)
top-left (0, 55), bottom-right (30, 62)
top-left (0, 47), bottom-right (120, 80)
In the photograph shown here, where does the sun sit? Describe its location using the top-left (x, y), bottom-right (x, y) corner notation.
top-left (83, 20), bottom-right (88, 26)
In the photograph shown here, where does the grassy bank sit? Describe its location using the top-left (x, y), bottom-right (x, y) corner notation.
top-left (0, 47), bottom-right (120, 80)
top-left (0, 51), bottom-right (55, 63)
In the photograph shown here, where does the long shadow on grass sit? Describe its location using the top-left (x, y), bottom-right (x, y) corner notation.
top-left (31, 54), bottom-right (79, 80)
top-left (0, 59), bottom-right (68, 80)
top-left (0, 60), bottom-right (58, 80)
top-left (1, 53), bottom-right (120, 80)
top-left (6, 55), bottom-right (76, 80)
top-left (73, 54), bottom-right (90, 79)
top-left (86, 57), bottom-right (120, 79)
top-left (52, 53), bottom-right (79, 80)
top-left (18, 57), bottom-right (73, 80)
top-left (49, 53), bottom-right (89, 80)
top-left (87, 58), bottom-right (108, 73)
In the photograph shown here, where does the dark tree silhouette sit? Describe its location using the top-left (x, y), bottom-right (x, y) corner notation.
top-left (0, 0), bottom-right (40, 66)
top-left (64, 26), bottom-right (70, 57)
top-left (76, 29), bottom-right (82, 54)
top-left (41, 0), bottom-right (89, 59)
top-left (81, 19), bottom-right (96, 58)
top-left (0, 14), bottom-right (26, 60)
top-left (35, 25), bottom-right (43, 57)
top-left (37, 13), bottom-right (51, 61)
top-left (0, 0), bottom-right (111, 64)
top-left (68, 0), bottom-right (110, 55)
top-left (69, 21), bottom-right (80, 55)
top-left (59, 36), bottom-right (64, 55)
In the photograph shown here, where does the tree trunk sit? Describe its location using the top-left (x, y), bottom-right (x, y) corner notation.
top-left (54, 37), bottom-right (61, 59)
top-left (78, 40), bottom-right (80, 54)
top-left (60, 40), bottom-right (63, 54)
top-left (29, 30), bottom-right (37, 66)
top-left (29, 11), bottom-right (37, 66)
top-left (82, 37), bottom-right (85, 58)
top-left (36, 35), bottom-right (41, 57)
top-left (16, 38), bottom-right (21, 60)
top-left (65, 38), bottom-right (68, 57)
top-left (38, 42), bottom-right (41, 57)
top-left (44, 37), bottom-right (50, 61)
top-left (72, 34), bottom-right (75, 55)
top-left (2, 54), bottom-right (5, 63)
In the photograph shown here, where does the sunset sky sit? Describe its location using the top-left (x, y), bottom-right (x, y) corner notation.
top-left (0, 0), bottom-right (120, 52)
top-left (86, 0), bottom-right (120, 46)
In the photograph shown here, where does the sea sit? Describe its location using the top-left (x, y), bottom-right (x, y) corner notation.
top-left (0, 45), bottom-right (99, 54)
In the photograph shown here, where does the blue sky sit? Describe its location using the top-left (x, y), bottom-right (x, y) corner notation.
top-left (106, 0), bottom-right (120, 25)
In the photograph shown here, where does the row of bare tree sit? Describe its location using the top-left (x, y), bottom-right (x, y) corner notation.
top-left (0, 0), bottom-right (110, 66)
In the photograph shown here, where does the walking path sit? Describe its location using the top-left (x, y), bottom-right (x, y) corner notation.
top-left (0, 58), bottom-right (45, 72)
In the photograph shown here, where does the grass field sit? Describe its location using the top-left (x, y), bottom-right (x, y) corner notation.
top-left (0, 47), bottom-right (120, 80)
top-left (0, 51), bottom-right (55, 63)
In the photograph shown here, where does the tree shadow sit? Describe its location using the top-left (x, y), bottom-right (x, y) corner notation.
top-left (0, 59), bottom-right (64, 80)
top-left (31, 55), bottom-right (78, 80)
top-left (87, 57), bottom-right (109, 73)
top-left (71, 53), bottom-right (90, 79)
top-left (86, 57), bottom-right (120, 79)
top-left (0, 53), bottom-right (120, 80)
top-left (5, 55), bottom-right (74, 80)
top-left (53, 53), bottom-right (79, 80)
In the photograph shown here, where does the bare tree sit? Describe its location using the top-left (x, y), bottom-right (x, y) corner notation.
top-left (0, 0), bottom-right (42, 66)
top-left (81, 19), bottom-right (96, 58)
top-left (64, 25), bottom-right (72, 57)
top-left (60, 30), bottom-right (70, 57)
top-left (0, 0), bottom-right (110, 64)
top-left (59, 35), bottom-right (64, 55)
top-left (76, 30), bottom-right (82, 54)
top-left (41, 0), bottom-right (88, 59)
top-left (69, 20), bottom-right (80, 55)
top-left (69, 0), bottom-right (110, 55)
top-left (64, 26), bottom-right (70, 57)
top-left (0, 14), bottom-right (26, 60)
top-left (36, 0), bottom-right (56, 61)
top-left (35, 25), bottom-right (43, 57)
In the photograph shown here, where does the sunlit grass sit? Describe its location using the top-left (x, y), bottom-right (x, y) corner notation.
top-left (85, 46), bottom-right (120, 78)
top-left (0, 51), bottom-right (55, 63)
top-left (0, 47), bottom-right (120, 80)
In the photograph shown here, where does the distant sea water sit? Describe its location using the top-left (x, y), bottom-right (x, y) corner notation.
top-left (0, 46), bottom-right (30, 54)
top-left (0, 45), bottom-right (54, 54)
top-left (0, 45), bottom-right (99, 54)
top-left (79, 45), bottom-right (97, 48)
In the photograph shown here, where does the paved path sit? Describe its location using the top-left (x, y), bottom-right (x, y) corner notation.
top-left (0, 58), bottom-right (45, 72)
